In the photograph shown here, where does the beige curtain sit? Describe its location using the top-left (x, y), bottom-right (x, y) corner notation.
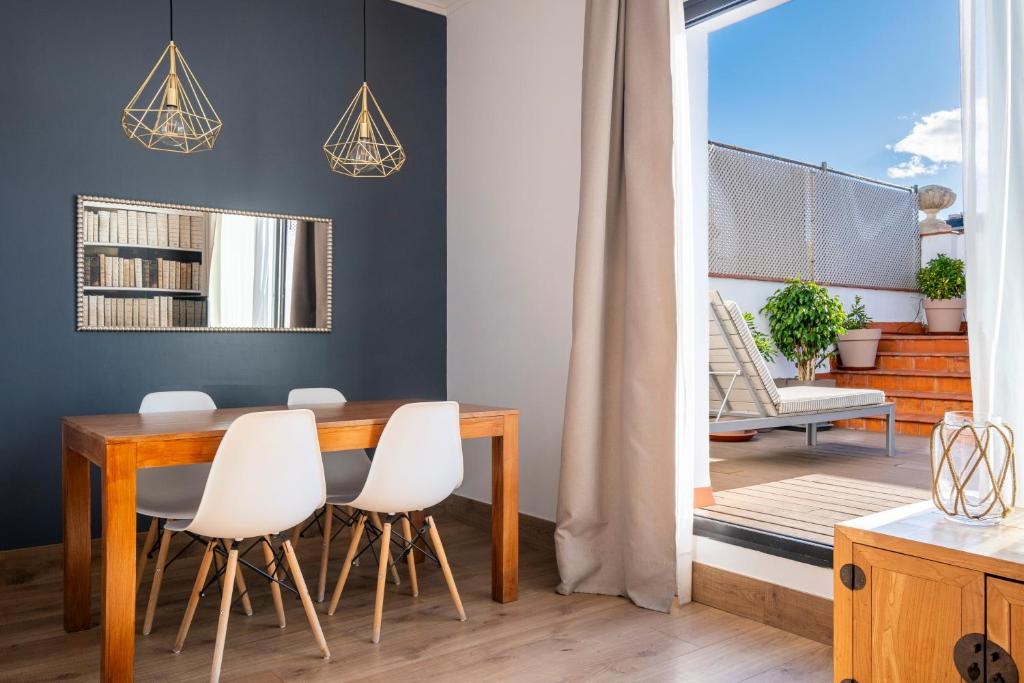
top-left (555, 0), bottom-right (677, 612)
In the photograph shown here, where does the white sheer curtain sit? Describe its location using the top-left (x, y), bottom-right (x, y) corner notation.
top-left (960, 0), bottom-right (1024, 456)
top-left (669, 0), bottom-right (697, 605)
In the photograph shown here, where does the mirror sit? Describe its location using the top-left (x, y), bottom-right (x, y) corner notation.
top-left (76, 196), bottom-right (331, 331)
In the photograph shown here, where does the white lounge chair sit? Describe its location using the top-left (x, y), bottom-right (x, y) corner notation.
top-left (709, 291), bottom-right (896, 456)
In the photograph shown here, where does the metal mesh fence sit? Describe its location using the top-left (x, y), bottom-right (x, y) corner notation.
top-left (708, 142), bottom-right (920, 290)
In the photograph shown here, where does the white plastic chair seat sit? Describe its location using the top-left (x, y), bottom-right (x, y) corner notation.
top-left (324, 492), bottom-right (361, 507)
top-left (173, 409), bottom-right (326, 540)
top-left (137, 464), bottom-right (211, 519)
top-left (323, 452), bottom-right (371, 498)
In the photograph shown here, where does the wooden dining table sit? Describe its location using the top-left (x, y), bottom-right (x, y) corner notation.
top-left (61, 399), bottom-right (519, 681)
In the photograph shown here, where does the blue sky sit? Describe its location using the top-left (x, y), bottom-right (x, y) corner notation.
top-left (709, 0), bottom-right (963, 216)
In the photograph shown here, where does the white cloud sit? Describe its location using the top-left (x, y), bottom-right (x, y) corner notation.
top-left (886, 108), bottom-right (962, 179)
top-left (887, 155), bottom-right (941, 179)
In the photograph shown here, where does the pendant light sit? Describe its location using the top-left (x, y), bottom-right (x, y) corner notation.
top-left (323, 0), bottom-right (406, 177)
top-left (121, 0), bottom-right (222, 153)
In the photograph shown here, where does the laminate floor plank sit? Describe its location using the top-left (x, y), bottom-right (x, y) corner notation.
top-left (0, 516), bottom-right (832, 682)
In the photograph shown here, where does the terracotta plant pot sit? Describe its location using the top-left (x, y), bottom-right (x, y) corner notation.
top-left (923, 298), bottom-right (966, 334)
top-left (837, 328), bottom-right (883, 369)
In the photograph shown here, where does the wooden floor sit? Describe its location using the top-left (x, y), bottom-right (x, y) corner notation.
top-left (699, 427), bottom-right (931, 545)
top-left (0, 518), bottom-right (831, 682)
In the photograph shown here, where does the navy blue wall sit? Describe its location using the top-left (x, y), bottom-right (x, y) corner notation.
top-left (0, 0), bottom-right (446, 550)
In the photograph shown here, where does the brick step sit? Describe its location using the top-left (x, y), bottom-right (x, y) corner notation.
top-left (836, 413), bottom-right (942, 438)
top-left (833, 369), bottom-right (972, 394)
top-left (889, 396), bottom-right (973, 421)
top-left (878, 334), bottom-right (968, 354)
top-left (872, 352), bottom-right (970, 373)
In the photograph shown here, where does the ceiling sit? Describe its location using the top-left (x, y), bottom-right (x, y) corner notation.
top-left (391, 0), bottom-right (471, 15)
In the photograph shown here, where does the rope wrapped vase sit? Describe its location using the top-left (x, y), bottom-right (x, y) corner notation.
top-left (931, 411), bottom-right (1016, 525)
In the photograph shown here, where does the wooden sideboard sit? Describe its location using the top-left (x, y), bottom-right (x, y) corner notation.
top-left (835, 501), bottom-right (1024, 683)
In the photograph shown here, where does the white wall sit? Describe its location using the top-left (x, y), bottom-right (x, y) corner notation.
top-left (711, 276), bottom-right (923, 378)
top-left (447, 0), bottom-right (586, 521)
top-left (921, 231), bottom-right (966, 265)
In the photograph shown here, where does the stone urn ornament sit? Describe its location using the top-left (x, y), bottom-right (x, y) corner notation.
top-left (918, 185), bottom-right (957, 235)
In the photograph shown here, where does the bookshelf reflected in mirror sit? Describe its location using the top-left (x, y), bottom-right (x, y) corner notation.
top-left (76, 196), bottom-right (332, 332)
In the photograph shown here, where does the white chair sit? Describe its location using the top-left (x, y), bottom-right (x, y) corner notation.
top-left (286, 387), bottom-right (398, 601)
top-left (170, 409), bottom-right (330, 682)
top-left (326, 401), bottom-right (467, 644)
top-left (135, 391), bottom-right (254, 635)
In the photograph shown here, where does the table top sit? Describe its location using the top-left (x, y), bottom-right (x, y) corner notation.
top-left (63, 400), bottom-right (517, 444)
top-left (838, 500), bottom-right (1024, 579)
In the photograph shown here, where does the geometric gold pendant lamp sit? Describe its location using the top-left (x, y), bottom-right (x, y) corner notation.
top-left (323, 0), bottom-right (406, 177)
top-left (121, 0), bottom-right (222, 153)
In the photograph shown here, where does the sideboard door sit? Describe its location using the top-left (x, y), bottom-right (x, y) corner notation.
top-left (987, 577), bottom-right (1024, 678)
top-left (851, 544), bottom-right (984, 682)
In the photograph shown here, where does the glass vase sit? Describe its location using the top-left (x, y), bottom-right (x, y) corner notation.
top-left (930, 411), bottom-right (1016, 525)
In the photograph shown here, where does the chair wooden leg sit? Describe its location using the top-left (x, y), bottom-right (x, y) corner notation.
top-left (262, 536), bottom-right (286, 628)
top-left (328, 515), bottom-right (366, 615)
top-left (400, 515), bottom-right (418, 597)
top-left (283, 540), bottom-right (331, 660)
top-left (369, 511), bottom-right (400, 586)
top-left (222, 540), bottom-right (253, 616)
top-left (317, 505), bottom-right (334, 602)
top-left (372, 521), bottom-right (392, 644)
top-left (174, 540), bottom-right (216, 654)
top-left (345, 507), bottom-right (360, 566)
top-left (136, 517), bottom-right (159, 592)
top-left (143, 528), bottom-right (173, 635)
top-left (427, 516), bottom-right (466, 621)
top-left (210, 545), bottom-right (239, 683)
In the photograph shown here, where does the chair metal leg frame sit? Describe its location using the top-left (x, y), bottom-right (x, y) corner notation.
top-left (327, 513), bottom-right (466, 644)
top-left (174, 537), bottom-right (330, 682)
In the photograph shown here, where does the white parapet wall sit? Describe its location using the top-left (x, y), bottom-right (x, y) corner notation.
top-left (711, 276), bottom-right (923, 379)
top-left (921, 231), bottom-right (966, 265)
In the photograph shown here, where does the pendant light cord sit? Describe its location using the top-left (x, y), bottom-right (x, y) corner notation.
top-left (169, 0), bottom-right (174, 41)
top-left (362, 0), bottom-right (367, 83)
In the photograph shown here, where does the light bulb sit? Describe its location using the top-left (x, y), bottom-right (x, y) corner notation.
top-left (155, 80), bottom-right (187, 148)
top-left (351, 136), bottom-right (379, 169)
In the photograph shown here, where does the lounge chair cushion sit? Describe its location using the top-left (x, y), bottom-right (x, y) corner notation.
top-left (776, 385), bottom-right (886, 415)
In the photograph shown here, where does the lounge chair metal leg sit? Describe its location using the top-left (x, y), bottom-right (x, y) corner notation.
top-left (805, 423), bottom-right (817, 447)
top-left (886, 409), bottom-right (896, 457)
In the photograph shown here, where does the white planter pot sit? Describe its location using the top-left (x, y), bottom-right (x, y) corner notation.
top-left (923, 298), bottom-right (966, 334)
top-left (837, 328), bottom-right (883, 369)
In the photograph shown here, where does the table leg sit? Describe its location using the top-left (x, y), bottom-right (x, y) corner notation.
top-left (491, 413), bottom-right (519, 603)
top-left (63, 444), bottom-right (92, 632)
top-left (101, 444), bottom-right (137, 681)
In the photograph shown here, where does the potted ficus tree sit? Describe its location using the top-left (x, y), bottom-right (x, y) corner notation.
top-left (744, 311), bottom-right (776, 364)
top-left (761, 279), bottom-right (846, 382)
top-left (836, 296), bottom-right (882, 369)
top-left (917, 254), bottom-right (966, 334)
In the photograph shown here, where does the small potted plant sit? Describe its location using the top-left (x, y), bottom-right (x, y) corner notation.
top-left (917, 254), bottom-right (966, 334)
top-left (761, 279), bottom-right (846, 382)
top-left (836, 296), bottom-right (882, 369)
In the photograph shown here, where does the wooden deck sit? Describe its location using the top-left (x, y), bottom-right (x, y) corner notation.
top-left (699, 428), bottom-right (932, 545)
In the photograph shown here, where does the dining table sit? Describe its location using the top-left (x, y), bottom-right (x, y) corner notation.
top-left (61, 399), bottom-right (519, 681)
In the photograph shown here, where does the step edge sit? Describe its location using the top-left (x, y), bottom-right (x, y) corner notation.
top-left (833, 369), bottom-right (972, 377)
top-left (874, 351), bottom-right (970, 357)
top-left (879, 389), bottom-right (973, 400)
